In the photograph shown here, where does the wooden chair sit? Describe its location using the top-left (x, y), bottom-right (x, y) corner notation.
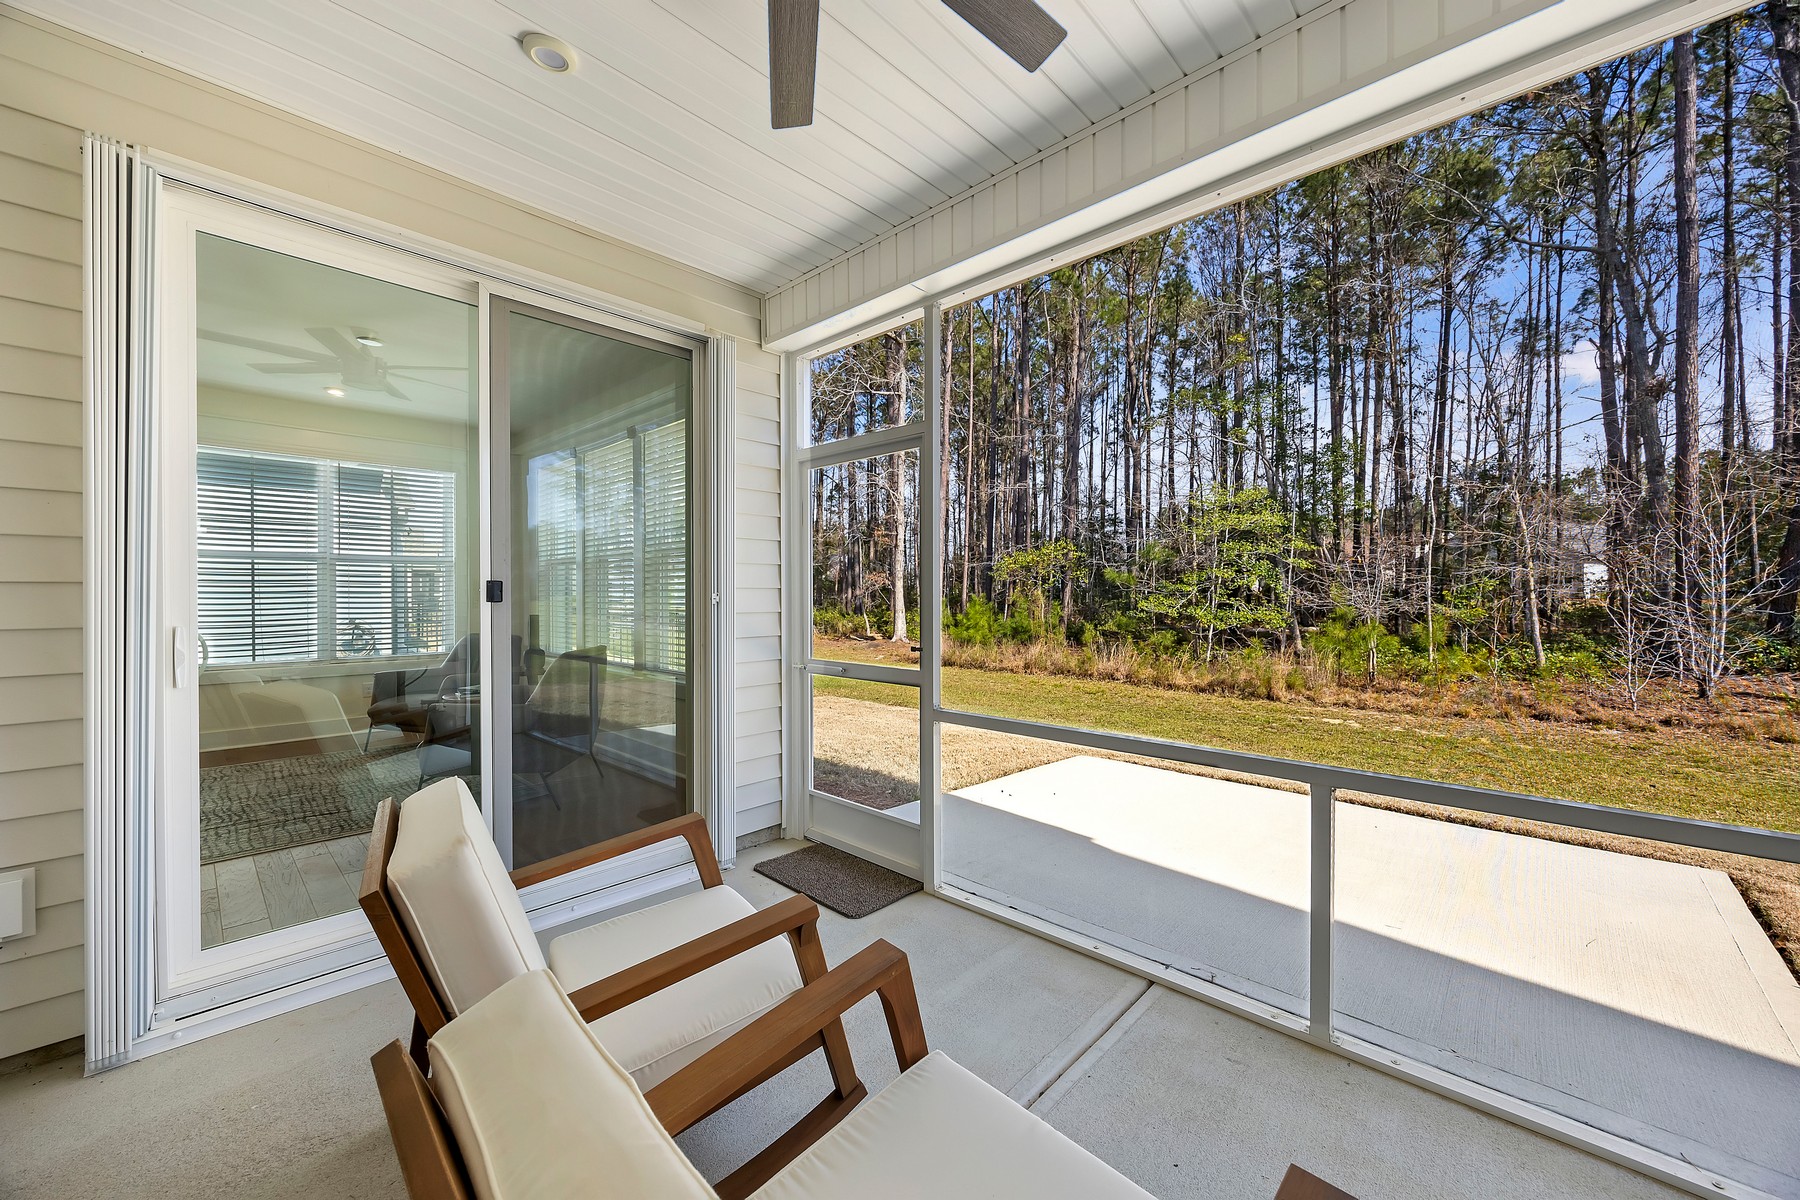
top-left (1274, 1163), bottom-right (1360, 1199)
top-left (359, 777), bottom-right (857, 1112)
top-left (373, 947), bottom-right (1153, 1200)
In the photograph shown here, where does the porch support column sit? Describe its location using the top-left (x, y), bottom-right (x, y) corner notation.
top-left (919, 304), bottom-right (944, 892)
top-left (1307, 782), bottom-right (1334, 1045)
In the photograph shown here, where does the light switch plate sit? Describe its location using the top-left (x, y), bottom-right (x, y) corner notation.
top-left (0, 868), bottom-right (36, 941)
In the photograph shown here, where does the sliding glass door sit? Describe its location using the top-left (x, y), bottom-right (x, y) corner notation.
top-left (162, 197), bottom-right (484, 992)
top-left (153, 189), bottom-right (705, 1017)
top-left (489, 299), bottom-right (694, 869)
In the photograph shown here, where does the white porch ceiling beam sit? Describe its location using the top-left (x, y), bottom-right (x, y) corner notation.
top-left (762, 0), bottom-right (1751, 351)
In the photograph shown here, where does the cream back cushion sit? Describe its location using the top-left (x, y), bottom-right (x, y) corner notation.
top-left (429, 969), bottom-right (719, 1200)
top-left (387, 777), bottom-right (546, 1015)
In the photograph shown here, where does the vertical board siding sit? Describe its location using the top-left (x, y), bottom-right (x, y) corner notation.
top-left (0, 9), bottom-right (783, 1061)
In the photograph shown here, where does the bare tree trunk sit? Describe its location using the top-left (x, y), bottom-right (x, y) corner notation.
top-left (1328, 180), bottom-right (1348, 556)
top-left (1721, 23), bottom-right (1742, 473)
top-left (939, 308), bottom-right (954, 620)
top-left (1430, 247), bottom-right (1455, 581)
top-left (884, 332), bottom-right (910, 642)
top-left (1674, 32), bottom-right (1706, 691)
top-left (1768, 0), bottom-right (1800, 631)
top-left (1061, 264), bottom-right (1088, 625)
top-left (1585, 69), bottom-right (1638, 561)
top-left (959, 309), bottom-right (974, 608)
top-left (1011, 285), bottom-right (1034, 551)
top-left (1230, 208), bottom-right (1248, 491)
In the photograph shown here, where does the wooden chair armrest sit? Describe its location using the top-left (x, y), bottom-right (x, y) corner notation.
top-left (566, 895), bottom-right (821, 1022)
top-left (644, 939), bottom-right (927, 1136)
top-left (1274, 1165), bottom-right (1359, 1200)
top-left (508, 812), bottom-right (722, 891)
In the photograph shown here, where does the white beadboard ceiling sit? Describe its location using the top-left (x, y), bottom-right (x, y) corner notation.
top-left (16, 0), bottom-right (1331, 294)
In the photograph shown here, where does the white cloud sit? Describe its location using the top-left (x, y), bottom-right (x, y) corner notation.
top-left (1560, 339), bottom-right (1601, 388)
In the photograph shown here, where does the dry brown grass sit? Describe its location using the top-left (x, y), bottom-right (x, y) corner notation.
top-left (899, 636), bottom-right (1800, 745)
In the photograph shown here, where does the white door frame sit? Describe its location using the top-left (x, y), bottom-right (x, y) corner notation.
top-left (479, 284), bottom-right (732, 872)
top-left (779, 349), bottom-right (928, 879)
top-left (152, 186), bottom-right (481, 1015)
top-left (86, 150), bottom-right (736, 1068)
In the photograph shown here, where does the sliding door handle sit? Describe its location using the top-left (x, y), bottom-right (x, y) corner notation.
top-left (172, 626), bottom-right (189, 689)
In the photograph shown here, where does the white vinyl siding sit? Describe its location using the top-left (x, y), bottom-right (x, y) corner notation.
top-left (0, 7), bottom-right (785, 1062)
top-left (0, 89), bottom-right (84, 1063)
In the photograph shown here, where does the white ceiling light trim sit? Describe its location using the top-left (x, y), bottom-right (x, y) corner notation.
top-left (521, 32), bottom-right (577, 74)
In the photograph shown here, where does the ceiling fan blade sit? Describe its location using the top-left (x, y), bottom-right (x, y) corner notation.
top-left (381, 379), bottom-right (414, 402)
top-left (768, 0), bottom-right (819, 129)
top-left (941, 0), bottom-right (1066, 71)
top-left (248, 362), bottom-right (339, 375)
top-left (198, 328), bottom-right (335, 362)
top-left (387, 372), bottom-right (449, 387)
top-left (307, 326), bottom-right (365, 361)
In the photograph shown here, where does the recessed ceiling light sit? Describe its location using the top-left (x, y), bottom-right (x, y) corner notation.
top-left (354, 333), bottom-right (383, 348)
top-left (521, 32), bottom-right (576, 73)
top-left (324, 386), bottom-right (346, 397)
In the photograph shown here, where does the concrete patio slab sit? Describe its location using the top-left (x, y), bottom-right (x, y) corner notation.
top-left (0, 837), bottom-right (1724, 1200)
top-left (946, 755), bottom-right (1800, 1195)
top-left (1034, 984), bottom-right (1688, 1200)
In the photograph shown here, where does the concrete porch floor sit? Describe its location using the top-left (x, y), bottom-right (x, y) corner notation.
top-left (0, 839), bottom-right (1688, 1200)
top-left (946, 755), bottom-right (1800, 1196)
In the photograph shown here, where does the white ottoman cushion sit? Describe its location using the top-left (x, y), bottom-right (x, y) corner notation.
top-left (752, 1051), bottom-right (1153, 1200)
top-left (548, 885), bottom-right (804, 1089)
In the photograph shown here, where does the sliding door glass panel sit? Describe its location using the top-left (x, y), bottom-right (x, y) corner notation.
top-left (503, 308), bottom-right (692, 868)
top-left (194, 232), bottom-right (477, 948)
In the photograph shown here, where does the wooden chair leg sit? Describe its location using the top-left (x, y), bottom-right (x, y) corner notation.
top-left (788, 921), bottom-right (862, 1100)
top-left (408, 1015), bottom-right (430, 1072)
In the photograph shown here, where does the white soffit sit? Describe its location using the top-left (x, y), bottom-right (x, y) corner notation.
top-left (9, 0), bottom-right (1328, 294)
top-left (765, 0), bottom-right (1755, 351)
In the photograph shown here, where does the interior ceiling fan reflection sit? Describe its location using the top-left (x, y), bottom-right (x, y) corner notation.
top-left (198, 326), bottom-right (468, 402)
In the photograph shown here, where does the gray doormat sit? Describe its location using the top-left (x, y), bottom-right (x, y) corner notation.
top-left (754, 843), bottom-right (921, 918)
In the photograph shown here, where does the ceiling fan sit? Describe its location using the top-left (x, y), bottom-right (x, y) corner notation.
top-left (198, 326), bottom-right (467, 402)
top-left (769, 0), bottom-right (1067, 129)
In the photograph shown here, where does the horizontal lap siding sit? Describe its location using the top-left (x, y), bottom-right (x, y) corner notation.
top-left (734, 344), bottom-right (784, 836)
top-left (0, 95), bottom-right (84, 1061)
top-left (0, 8), bottom-right (784, 1058)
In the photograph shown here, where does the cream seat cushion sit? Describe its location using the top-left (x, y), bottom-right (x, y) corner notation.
top-left (387, 776), bottom-right (803, 1089)
top-left (387, 778), bottom-right (546, 1016)
top-left (428, 969), bottom-right (718, 1200)
top-left (752, 1051), bottom-right (1154, 1200)
top-left (547, 885), bottom-right (804, 1089)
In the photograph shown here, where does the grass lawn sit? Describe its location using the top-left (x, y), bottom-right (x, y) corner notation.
top-left (815, 663), bottom-right (1800, 835)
